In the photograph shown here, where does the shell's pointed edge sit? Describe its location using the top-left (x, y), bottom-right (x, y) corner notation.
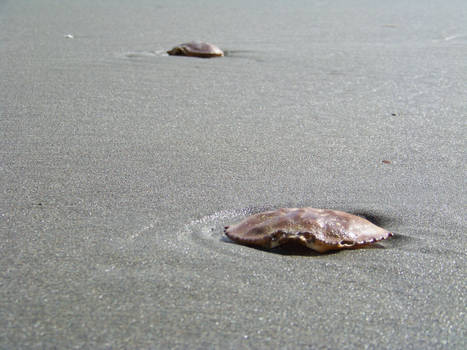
top-left (355, 231), bottom-right (393, 244)
top-left (223, 207), bottom-right (394, 253)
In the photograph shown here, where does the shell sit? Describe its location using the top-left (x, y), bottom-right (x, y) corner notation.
top-left (167, 41), bottom-right (224, 58)
top-left (224, 207), bottom-right (393, 253)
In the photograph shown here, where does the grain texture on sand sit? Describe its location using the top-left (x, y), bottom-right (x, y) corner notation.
top-left (0, 0), bottom-right (465, 349)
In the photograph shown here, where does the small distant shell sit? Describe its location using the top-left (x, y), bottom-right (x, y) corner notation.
top-left (167, 41), bottom-right (224, 58)
top-left (224, 207), bottom-right (393, 253)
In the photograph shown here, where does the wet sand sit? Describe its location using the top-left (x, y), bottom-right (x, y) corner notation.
top-left (1, 0), bottom-right (466, 348)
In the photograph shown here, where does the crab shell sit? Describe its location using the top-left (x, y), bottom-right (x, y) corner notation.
top-left (167, 41), bottom-right (224, 58)
top-left (224, 207), bottom-right (393, 253)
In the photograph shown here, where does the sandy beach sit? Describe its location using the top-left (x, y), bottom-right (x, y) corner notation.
top-left (1, 0), bottom-right (466, 348)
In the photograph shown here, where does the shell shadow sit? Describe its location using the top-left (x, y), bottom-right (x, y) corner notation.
top-left (269, 241), bottom-right (339, 256)
top-left (223, 49), bottom-right (265, 62)
top-left (345, 210), bottom-right (412, 249)
top-left (223, 49), bottom-right (255, 55)
top-left (222, 235), bottom-right (392, 256)
top-left (224, 237), bottom-right (395, 256)
top-left (222, 236), bottom-right (327, 256)
top-left (384, 232), bottom-right (414, 248)
top-left (346, 210), bottom-right (397, 227)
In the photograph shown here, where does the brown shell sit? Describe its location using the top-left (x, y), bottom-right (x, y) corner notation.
top-left (167, 41), bottom-right (224, 58)
top-left (224, 207), bottom-right (392, 253)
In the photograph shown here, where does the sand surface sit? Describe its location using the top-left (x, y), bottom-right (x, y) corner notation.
top-left (1, 0), bottom-right (466, 348)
